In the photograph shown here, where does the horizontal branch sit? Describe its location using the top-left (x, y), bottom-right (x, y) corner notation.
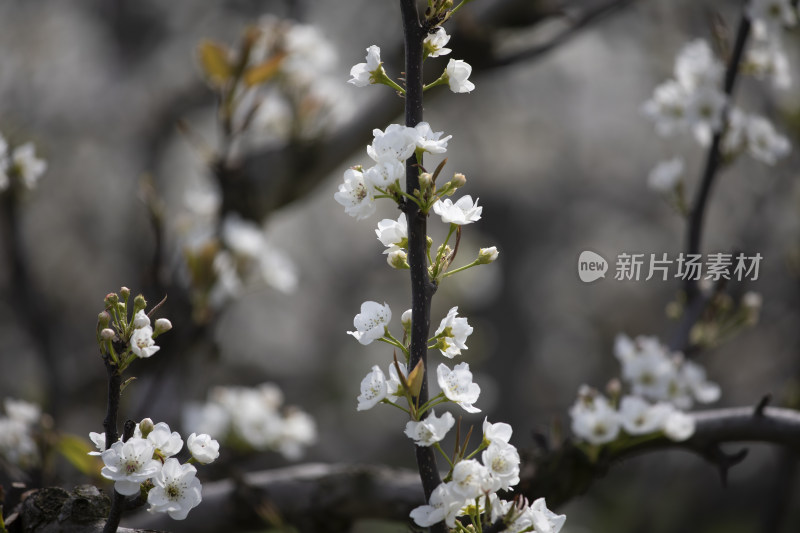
top-left (121, 407), bottom-right (800, 532)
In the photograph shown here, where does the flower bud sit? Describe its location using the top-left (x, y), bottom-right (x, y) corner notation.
top-left (401, 309), bottom-right (413, 330)
top-left (605, 378), bottom-right (622, 401)
top-left (133, 294), bottom-right (147, 314)
top-left (477, 246), bottom-right (499, 264)
top-left (119, 286), bottom-right (130, 301)
top-left (100, 328), bottom-right (116, 341)
top-left (104, 293), bottom-right (119, 307)
top-left (97, 311), bottom-right (111, 329)
top-left (138, 418), bottom-right (155, 438)
top-left (419, 172), bottom-right (432, 192)
top-left (387, 249), bottom-right (409, 269)
top-left (154, 318), bottom-right (173, 335)
top-left (451, 172), bottom-right (466, 188)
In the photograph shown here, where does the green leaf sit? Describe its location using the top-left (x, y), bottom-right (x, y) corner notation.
top-left (243, 52), bottom-right (286, 87)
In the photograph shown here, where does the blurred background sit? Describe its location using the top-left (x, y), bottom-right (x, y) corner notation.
top-left (0, 0), bottom-right (799, 531)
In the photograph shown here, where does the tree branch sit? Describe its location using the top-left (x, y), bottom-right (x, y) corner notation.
top-left (122, 406), bottom-right (800, 532)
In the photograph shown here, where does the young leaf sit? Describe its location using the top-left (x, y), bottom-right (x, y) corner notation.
top-left (407, 359), bottom-right (425, 399)
top-left (198, 41), bottom-right (233, 86)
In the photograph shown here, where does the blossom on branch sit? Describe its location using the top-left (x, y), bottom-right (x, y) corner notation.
top-left (357, 365), bottom-right (388, 411)
top-left (100, 438), bottom-right (161, 496)
top-left (434, 306), bottom-right (473, 359)
top-left (348, 301), bottom-right (392, 345)
top-left (436, 362), bottom-right (481, 413)
top-left (445, 59), bottom-right (475, 93)
top-left (423, 27), bottom-right (452, 58)
top-left (147, 458), bottom-right (203, 520)
top-left (432, 195), bottom-right (482, 225)
top-left (348, 45), bottom-right (383, 87)
top-left (404, 410), bottom-right (455, 446)
top-left (334, 168), bottom-right (376, 220)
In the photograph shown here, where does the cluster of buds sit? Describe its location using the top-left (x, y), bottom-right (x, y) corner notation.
top-left (97, 287), bottom-right (172, 373)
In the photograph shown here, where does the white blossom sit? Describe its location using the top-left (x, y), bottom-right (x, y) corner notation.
top-left (641, 80), bottom-right (691, 137)
top-left (100, 438), bottom-right (162, 496)
top-left (662, 410), bottom-right (696, 441)
top-left (182, 402), bottom-right (230, 439)
top-left (482, 441), bottom-right (521, 490)
top-left (432, 195), bottom-right (482, 225)
top-left (4, 399), bottom-right (40, 425)
top-left (681, 361), bottom-right (721, 404)
top-left (450, 459), bottom-right (492, 499)
top-left (746, 0), bottom-right (796, 38)
top-left (483, 418), bottom-right (513, 445)
top-left (674, 39), bottom-right (724, 90)
top-left (478, 246), bottom-right (499, 264)
top-left (147, 458), bottom-right (202, 520)
top-left (745, 114), bottom-right (791, 165)
top-left (647, 157), bottom-right (684, 193)
top-left (130, 326), bottom-right (160, 358)
top-left (348, 45), bottom-right (382, 87)
top-left (132, 310), bottom-right (150, 329)
top-left (410, 482), bottom-right (463, 528)
top-left (367, 124), bottom-right (418, 163)
top-left (89, 432), bottom-right (106, 456)
top-left (357, 365), bottom-right (388, 411)
top-left (375, 214), bottom-right (407, 253)
top-left (445, 59), bottom-right (475, 93)
top-left (4, 143), bottom-right (47, 190)
top-left (424, 27), bottom-right (452, 58)
top-left (569, 387), bottom-right (620, 445)
top-left (436, 362), bottom-right (481, 413)
top-left (434, 306), bottom-right (473, 358)
top-left (386, 361), bottom-right (408, 403)
top-left (529, 497), bottom-right (567, 533)
top-left (687, 87), bottom-right (727, 146)
top-left (147, 422), bottom-right (183, 458)
top-left (745, 39), bottom-right (791, 89)
top-left (618, 396), bottom-right (674, 435)
top-left (404, 410), bottom-right (455, 446)
top-left (413, 122), bottom-right (452, 154)
top-left (347, 301), bottom-right (392, 345)
top-left (187, 433), bottom-right (220, 464)
top-left (364, 159), bottom-right (405, 187)
top-left (334, 168), bottom-right (376, 220)
top-left (277, 410), bottom-right (317, 460)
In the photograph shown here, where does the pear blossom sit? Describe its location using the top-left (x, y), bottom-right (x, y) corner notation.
top-left (423, 27), bottom-right (452, 58)
top-left (641, 80), bottom-right (691, 137)
top-left (147, 422), bottom-right (183, 458)
top-left (434, 306), bottom-right (473, 358)
top-left (648, 157), bottom-right (684, 193)
top-left (445, 59), bottom-right (475, 93)
top-left (746, 0), bottom-right (796, 37)
top-left (413, 122), bottom-right (452, 154)
top-left (432, 195), bottom-right (482, 225)
top-left (154, 318), bottom-right (173, 335)
top-left (364, 159), bottom-right (405, 187)
top-left (722, 107), bottom-right (749, 156)
top-left (404, 410), bottom-right (455, 446)
top-left (367, 124), bottom-right (418, 163)
top-left (187, 433), bottom-right (219, 464)
top-left (277, 410), bottom-right (317, 460)
top-left (130, 326), bottom-right (160, 358)
top-left (401, 309), bottom-right (413, 329)
top-left (569, 387), bottom-right (620, 445)
top-left (482, 441), bottom-right (521, 490)
top-left (410, 482), bottom-right (463, 528)
top-left (386, 361), bottom-right (408, 403)
top-left (348, 45), bottom-right (383, 87)
top-left (221, 214), bottom-right (264, 258)
top-left (334, 168), bottom-right (376, 220)
top-left (4, 398), bottom-right (40, 425)
top-left (147, 458), bottom-right (202, 520)
top-left (662, 410), bottom-right (695, 441)
top-left (674, 39), bottom-right (724, 90)
top-left (387, 249), bottom-right (408, 269)
top-left (357, 365), bottom-right (388, 411)
top-left (680, 361), bottom-right (721, 404)
top-left (529, 497), bottom-right (567, 533)
top-left (436, 362), bottom-right (481, 413)
top-left (745, 39), bottom-right (791, 89)
top-left (375, 214), bottom-right (408, 253)
top-left (618, 396), bottom-right (674, 435)
top-left (347, 301), bottom-right (392, 345)
top-left (687, 87), bottom-right (727, 145)
top-left (745, 115), bottom-right (791, 165)
top-left (100, 438), bottom-right (162, 496)
top-left (483, 418), bottom-right (513, 445)
top-left (182, 402), bottom-right (230, 439)
top-left (133, 310), bottom-right (150, 329)
top-left (450, 459), bottom-right (492, 499)
top-left (2, 143), bottom-right (47, 190)
top-left (477, 246), bottom-right (499, 264)
top-left (89, 432), bottom-right (106, 456)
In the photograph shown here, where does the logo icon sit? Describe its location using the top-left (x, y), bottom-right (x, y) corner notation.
top-left (578, 251), bottom-right (608, 283)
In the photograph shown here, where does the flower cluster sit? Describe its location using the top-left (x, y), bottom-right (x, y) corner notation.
top-left (0, 398), bottom-right (41, 468)
top-left (182, 382), bottom-right (316, 460)
top-left (91, 419), bottom-right (219, 520)
top-left (0, 133), bottom-right (47, 192)
top-left (642, 16), bottom-right (793, 197)
top-left (97, 289), bottom-right (172, 373)
top-left (340, 13), bottom-right (563, 532)
top-left (570, 334), bottom-right (720, 446)
top-left (179, 205), bottom-right (298, 315)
